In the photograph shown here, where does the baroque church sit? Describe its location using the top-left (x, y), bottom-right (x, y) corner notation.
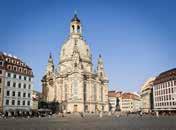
top-left (42, 14), bottom-right (109, 113)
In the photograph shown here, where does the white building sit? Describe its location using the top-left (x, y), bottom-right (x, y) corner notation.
top-left (153, 68), bottom-right (176, 113)
top-left (42, 14), bottom-right (109, 113)
top-left (0, 52), bottom-right (34, 114)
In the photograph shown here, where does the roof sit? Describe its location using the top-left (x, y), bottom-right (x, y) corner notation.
top-left (108, 91), bottom-right (122, 97)
top-left (120, 92), bottom-right (140, 100)
top-left (71, 14), bottom-right (80, 22)
top-left (0, 52), bottom-right (33, 77)
top-left (154, 68), bottom-right (176, 85)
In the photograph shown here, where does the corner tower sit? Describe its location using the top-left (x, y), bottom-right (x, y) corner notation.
top-left (46, 53), bottom-right (54, 74)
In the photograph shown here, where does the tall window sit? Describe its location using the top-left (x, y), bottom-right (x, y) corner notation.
top-left (7, 73), bottom-right (11, 78)
top-left (0, 70), bottom-right (2, 74)
top-left (23, 101), bottom-right (25, 106)
top-left (94, 84), bottom-right (97, 101)
top-left (12, 91), bottom-right (15, 96)
top-left (17, 100), bottom-right (20, 105)
top-left (12, 100), bottom-right (15, 105)
top-left (64, 85), bottom-right (67, 100)
top-left (6, 91), bottom-right (10, 96)
top-left (72, 25), bottom-right (75, 32)
top-left (18, 92), bottom-right (21, 97)
top-left (77, 25), bottom-right (80, 33)
top-left (23, 93), bottom-right (26, 97)
top-left (83, 82), bottom-right (87, 102)
top-left (28, 93), bottom-right (31, 98)
top-left (7, 81), bottom-right (10, 87)
top-left (27, 101), bottom-right (30, 106)
top-left (28, 85), bottom-right (31, 90)
top-left (18, 83), bottom-right (21, 88)
top-left (13, 74), bottom-right (16, 78)
top-left (23, 84), bottom-right (26, 89)
top-left (0, 61), bottom-right (3, 66)
top-left (6, 100), bottom-right (9, 105)
top-left (13, 82), bottom-right (16, 87)
top-left (73, 80), bottom-right (78, 97)
top-left (0, 78), bottom-right (2, 84)
top-left (101, 87), bottom-right (103, 102)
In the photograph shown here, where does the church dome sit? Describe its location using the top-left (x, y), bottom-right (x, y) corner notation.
top-left (59, 14), bottom-right (92, 64)
top-left (59, 38), bottom-right (92, 64)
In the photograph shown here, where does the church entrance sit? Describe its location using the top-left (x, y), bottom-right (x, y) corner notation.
top-left (73, 105), bottom-right (78, 112)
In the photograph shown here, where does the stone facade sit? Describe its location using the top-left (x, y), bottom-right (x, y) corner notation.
top-left (42, 14), bottom-right (109, 113)
top-left (140, 77), bottom-right (156, 113)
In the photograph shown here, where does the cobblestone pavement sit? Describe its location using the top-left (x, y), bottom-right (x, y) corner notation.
top-left (0, 115), bottom-right (176, 130)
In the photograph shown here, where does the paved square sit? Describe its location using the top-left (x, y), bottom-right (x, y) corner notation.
top-left (0, 115), bottom-right (176, 130)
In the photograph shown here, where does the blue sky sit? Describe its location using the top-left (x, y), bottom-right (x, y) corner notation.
top-left (0, 0), bottom-right (176, 92)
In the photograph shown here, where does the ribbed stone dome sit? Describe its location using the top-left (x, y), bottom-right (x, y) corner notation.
top-left (59, 38), bottom-right (92, 64)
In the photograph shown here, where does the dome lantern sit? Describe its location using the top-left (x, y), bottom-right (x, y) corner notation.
top-left (70, 12), bottom-right (82, 38)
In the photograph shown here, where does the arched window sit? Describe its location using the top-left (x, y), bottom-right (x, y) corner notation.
top-left (72, 25), bottom-right (75, 32)
top-left (7, 65), bottom-right (12, 70)
top-left (13, 66), bottom-right (17, 71)
top-left (77, 25), bottom-right (80, 33)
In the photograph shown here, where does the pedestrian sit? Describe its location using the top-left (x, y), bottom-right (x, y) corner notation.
top-left (99, 111), bottom-right (103, 118)
top-left (156, 111), bottom-right (159, 118)
top-left (80, 112), bottom-right (84, 118)
top-left (62, 112), bottom-right (64, 117)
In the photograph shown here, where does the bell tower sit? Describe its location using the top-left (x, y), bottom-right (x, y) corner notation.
top-left (45, 53), bottom-right (54, 74)
top-left (97, 54), bottom-right (107, 80)
top-left (70, 12), bottom-right (82, 38)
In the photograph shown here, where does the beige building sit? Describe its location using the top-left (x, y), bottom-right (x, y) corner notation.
top-left (140, 77), bottom-right (156, 113)
top-left (153, 68), bottom-right (176, 113)
top-left (119, 92), bottom-right (141, 112)
top-left (108, 91), bottom-right (122, 112)
top-left (42, 14), bottom-right (109, 113)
